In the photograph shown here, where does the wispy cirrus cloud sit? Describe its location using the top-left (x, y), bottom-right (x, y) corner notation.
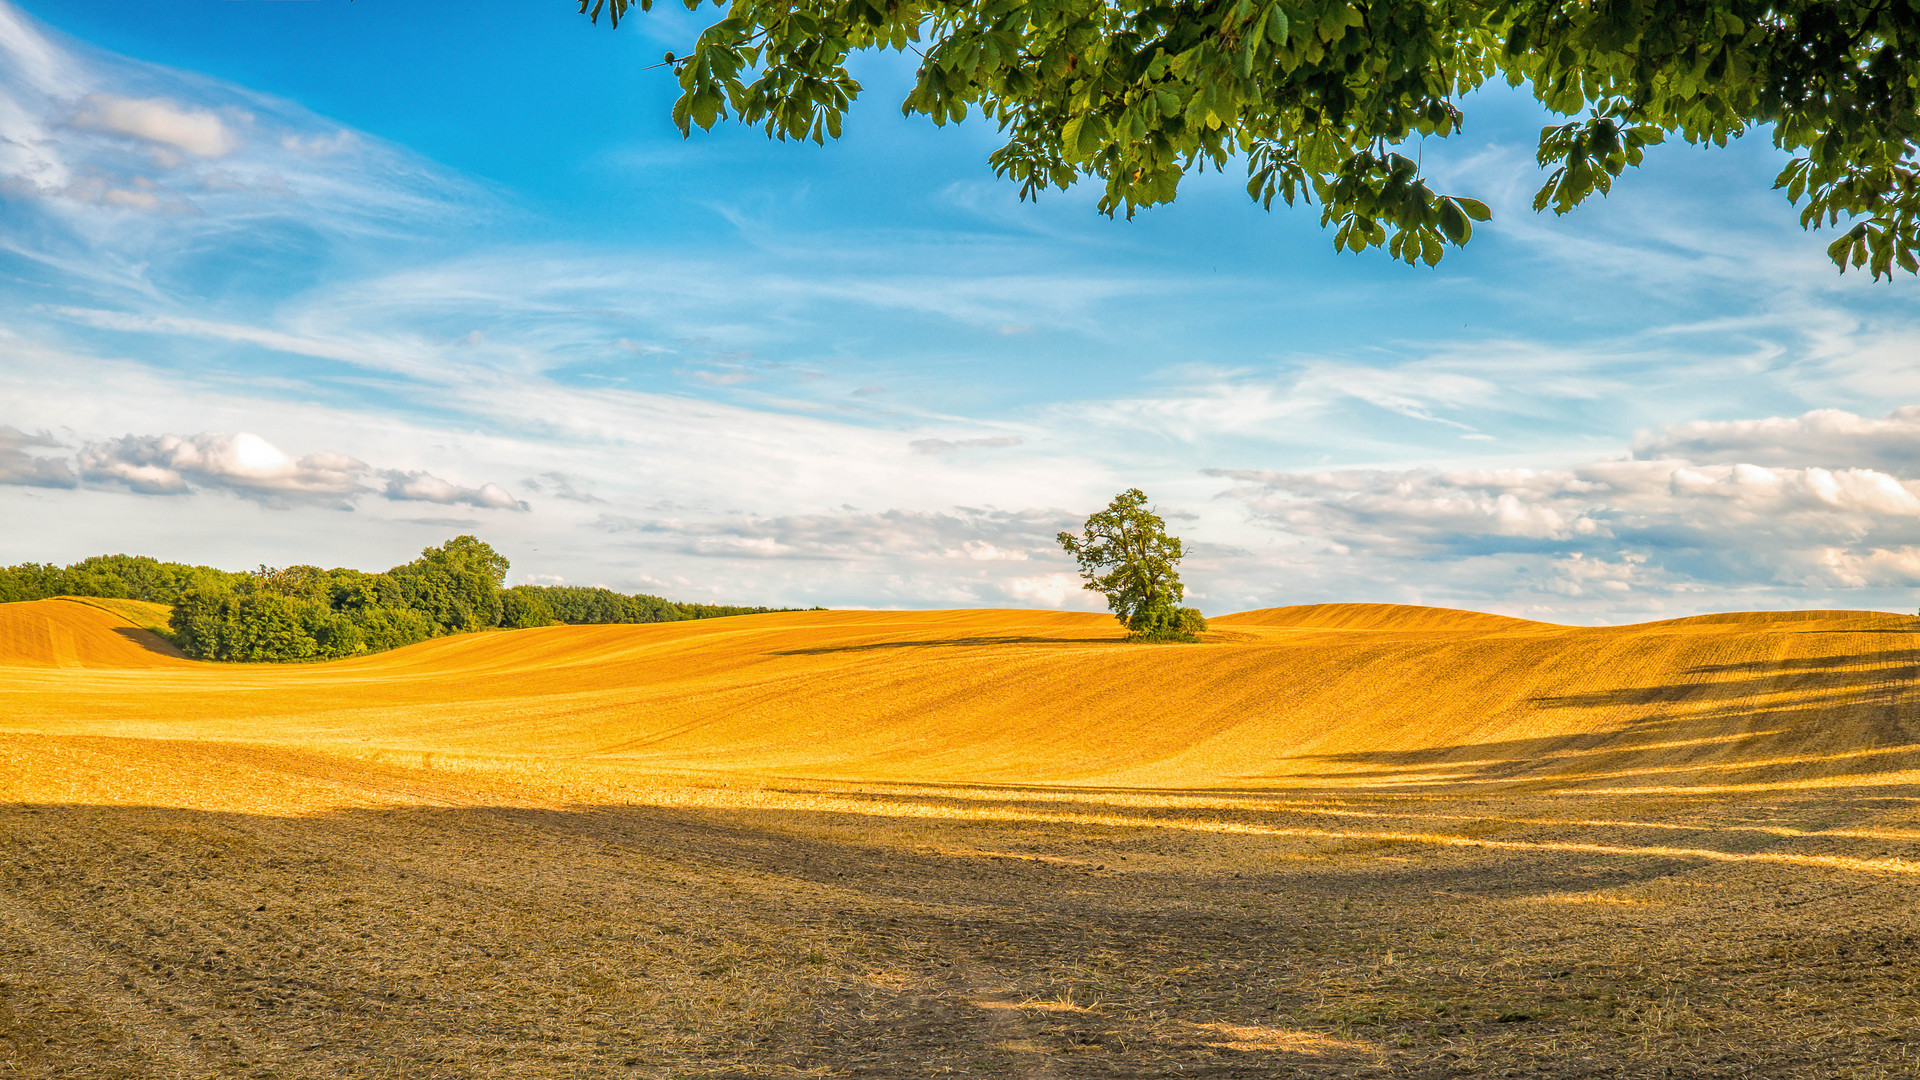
top-left (909, 435), bottom-right (1023, 454)
top-left (600, 506), bottom-right (1071, 563)
top-left (0, 0), bottom-right (488, 310)
top-left (521, 471), bottom-right (605, 504)
top-left (46, 307), bottom-right (375, 364)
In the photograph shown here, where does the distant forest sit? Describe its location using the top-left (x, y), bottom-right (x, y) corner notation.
top-left (0, 536), bottom-right (809, 662)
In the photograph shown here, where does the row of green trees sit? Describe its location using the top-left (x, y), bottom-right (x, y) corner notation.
top-left (0, 554), bottom-right (246, 607)
top-left (1, 537), bottom-right (802, 662)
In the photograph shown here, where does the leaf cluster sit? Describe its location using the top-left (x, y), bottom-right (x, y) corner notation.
top-left (588, 0), bottom-right (1920, 276)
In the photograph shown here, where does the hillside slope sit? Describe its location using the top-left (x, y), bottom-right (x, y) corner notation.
top-left (1213, 602), bottom-right (1553, 633)
top-left (0, 597), bottom-right (187, 668)
top-left (0, 599), bottom-right (1913, 800)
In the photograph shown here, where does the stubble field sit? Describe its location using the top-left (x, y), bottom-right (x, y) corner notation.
top-left (1, 596), bottom-right (1916, 1078)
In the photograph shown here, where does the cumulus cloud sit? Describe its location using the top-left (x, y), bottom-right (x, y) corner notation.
top-left (78, 431), bottom-right (366, 504)
top-left (62, 429), bottom-right (526, 512)
top-left (1212, 466), bottom-right (1611, 554)
top-left (1633, 406), bottom-right (1920, 474)
top-left (0, 425), bottom-right (76, 488)
top-left (381, 470), bottom-right (528, 512)
top-left (1211, 407), bottom-right (1920, 593)
top-left (71, 94), bottom-right (240, 158)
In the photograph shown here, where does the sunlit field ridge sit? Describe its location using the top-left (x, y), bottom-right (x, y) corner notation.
top-left (2, 596), bottom-right (1914, 808)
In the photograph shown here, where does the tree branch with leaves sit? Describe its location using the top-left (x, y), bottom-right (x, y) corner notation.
top-left (583, 0), bottom-right (1920, 278)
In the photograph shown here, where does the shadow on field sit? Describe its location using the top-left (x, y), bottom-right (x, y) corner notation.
top-left (4, 791), bottom-right (1918, 1079)
top-left (1252, 681), bottom-right (1918, 789)
top-left (109, 625), bottom-right (187, 658)
top-left (773, 634), bottom-right (1121, 655)
top-left (1684, 647), bottom-right (1920, 674)
top-left (1529, 650), bottom-right (1917, 710)
top-left (0, 799), bottom-right (1410, 1079)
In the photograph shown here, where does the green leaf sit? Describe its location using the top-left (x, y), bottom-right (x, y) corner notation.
top-left (1531, 175), bottom-right (1557, 213)
top-left (1265, 6), bottom-right (1289, 44)
top-left (1061, 114), bottom-right (1087, 158)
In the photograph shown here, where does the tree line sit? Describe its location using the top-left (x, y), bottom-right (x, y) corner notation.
top-left (0, 536), bottom-right (807, 662)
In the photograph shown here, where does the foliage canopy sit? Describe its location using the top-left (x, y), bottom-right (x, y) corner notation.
top-left (0, 538), bottom-right (806, 663)
top-left (1058, 488), bottom-right (1207, 640)
top-left (584, 0), bottom-right (1920, 277)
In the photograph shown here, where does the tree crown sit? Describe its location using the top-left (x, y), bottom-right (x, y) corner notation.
top-left (1058, 488), bottom-right (1200, 637)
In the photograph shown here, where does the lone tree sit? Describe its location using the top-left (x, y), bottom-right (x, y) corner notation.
top-left (1058, 488), bottom-right (1208, 641)
top-left (583, 0), bottom-right (1920, 278)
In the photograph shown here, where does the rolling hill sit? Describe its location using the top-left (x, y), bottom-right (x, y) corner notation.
top-left (2, 595), bottom-right (1913, 810)
top-left (2, 596), bottom-right (1916, 1080)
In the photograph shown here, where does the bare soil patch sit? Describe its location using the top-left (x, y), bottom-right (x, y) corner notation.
top-left (3, 783), bottom-right (1916, 1078)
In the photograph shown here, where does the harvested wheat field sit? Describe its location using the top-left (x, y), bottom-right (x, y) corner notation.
top-left (2, 595), bottom-right (1917, 1079)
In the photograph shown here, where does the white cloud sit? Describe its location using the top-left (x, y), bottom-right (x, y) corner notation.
top-left (0, 425), bottom-right (75, 488)
top-left (0, 3), bottom-right (75, 194)
top-left (0, 2), bottom-right (68, 97)
top-left (1542, 552), bottom-right (1644, 597)
top-left (48, 307), bottom-right (373, 364)
top-left (1004, 572), bottom-right (1084, 607)
top-left (1210, 408), bottom-right (1920, 594)
top-left (1633, 406), bottom-right (1920, 474)
top-left (71, 94), bottom-right (240, 158)
top-left (62, 429), bottom-right (527, 513)
top-left (956, 540), bottom-right (1030, 561)
top-left (381, 470), bottom-right (528, 512)
top-left (280, 130), bottom-right (356, 157)
top-left (0, 0), bottom-right (485, 275)
top-left (77, 431), bottom-right (366, 503)
top-left (1816, 546), bottom-right (1920, 588)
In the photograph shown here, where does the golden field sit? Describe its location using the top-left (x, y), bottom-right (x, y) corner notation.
top-left (1, 596), bottom-right (1916, 1078)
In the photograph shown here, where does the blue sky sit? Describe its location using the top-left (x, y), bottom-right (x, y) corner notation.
top-left (2, 0), bottom-right (1918, 621)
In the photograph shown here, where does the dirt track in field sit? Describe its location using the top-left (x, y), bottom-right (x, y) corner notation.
top-left (1, 598), bottom-right (1916, 1077)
